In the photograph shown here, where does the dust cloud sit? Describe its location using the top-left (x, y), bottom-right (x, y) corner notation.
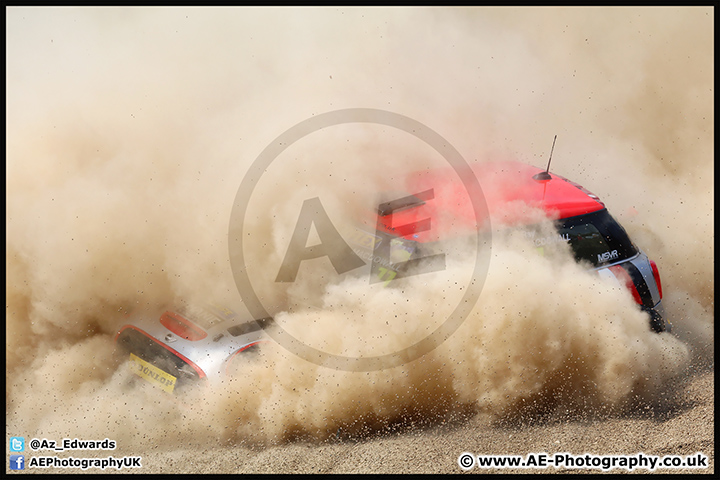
top-left (6, 6), bottom-right (712, 452)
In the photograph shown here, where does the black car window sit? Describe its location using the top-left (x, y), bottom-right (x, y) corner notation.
top-left (557, 209), bottom-right (638, 267)
top-left (227, 319), bottom-right (267, 337)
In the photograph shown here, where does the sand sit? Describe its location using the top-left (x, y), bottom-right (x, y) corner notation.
top-left (132, 369), bottom-right (715, 474)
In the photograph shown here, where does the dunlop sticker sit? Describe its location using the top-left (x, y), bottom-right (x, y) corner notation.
top-left (129, 353), bottom-right (177, 393)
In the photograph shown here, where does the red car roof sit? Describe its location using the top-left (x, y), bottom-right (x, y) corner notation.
top-left (377, 161), bottom-right (605, 242)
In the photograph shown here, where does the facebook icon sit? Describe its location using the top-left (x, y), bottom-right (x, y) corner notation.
top-left (10, 455), bottom-right (25, 470)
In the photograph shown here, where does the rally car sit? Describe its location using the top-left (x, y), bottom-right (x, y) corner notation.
top-left (115, 303), bottom-right (269, 393)
top-left (365, 160), bottom-right (669, 334)
top-left (115, 160), bottom-right (668, 393)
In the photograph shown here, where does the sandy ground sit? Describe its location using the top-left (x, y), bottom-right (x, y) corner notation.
top-left (136, 370), bottom-right (713, 475)
top-left (14, 368), bottom-right (712, 474)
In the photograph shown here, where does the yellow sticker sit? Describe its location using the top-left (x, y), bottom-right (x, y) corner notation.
top-left (129, 353), bottom-right (177, 393)
top-left (348, 229), bottom-right (382, 250)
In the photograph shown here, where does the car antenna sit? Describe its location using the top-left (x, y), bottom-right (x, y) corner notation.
top-left (532, 135), bottom-right (556, 181)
